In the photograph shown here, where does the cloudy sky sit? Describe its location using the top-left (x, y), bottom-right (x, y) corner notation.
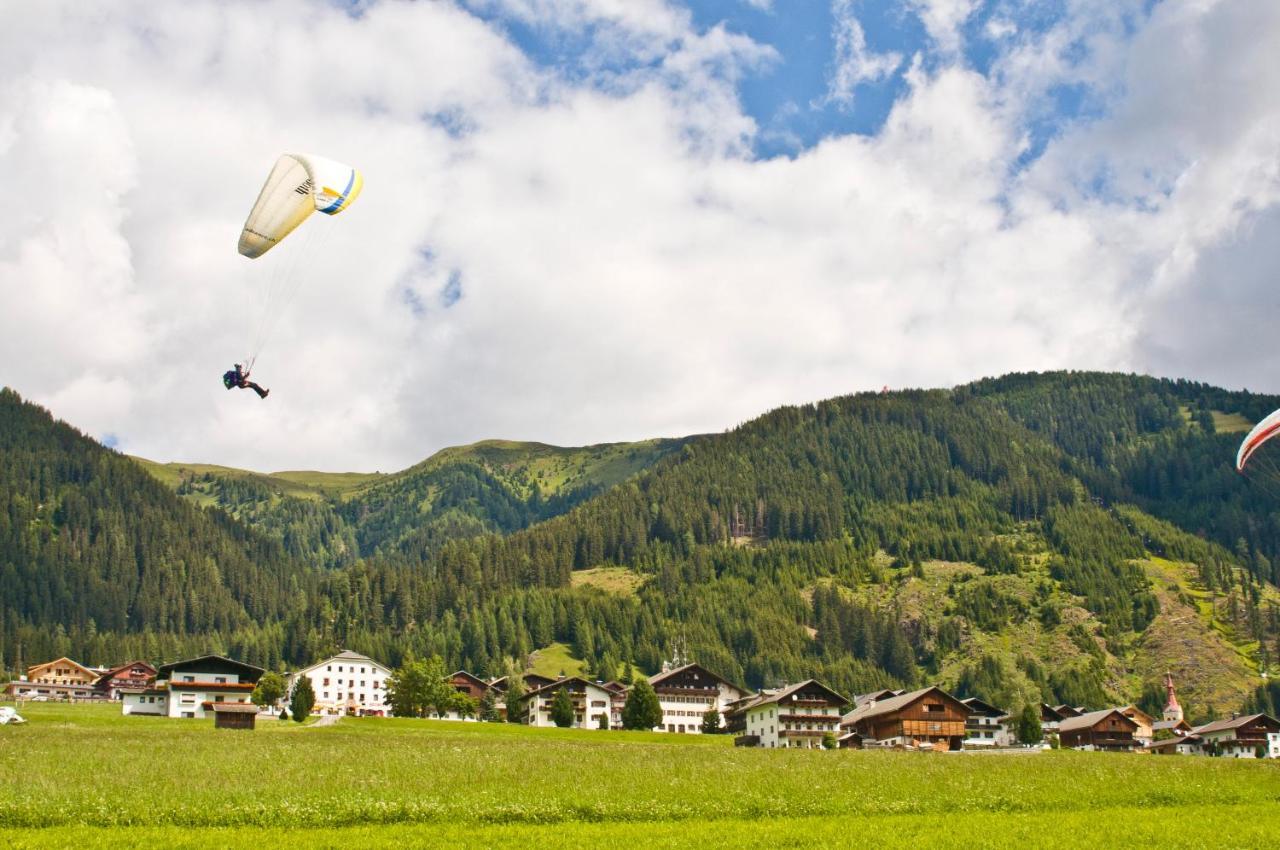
top-left (2, 0), bottom-right (1278, 471)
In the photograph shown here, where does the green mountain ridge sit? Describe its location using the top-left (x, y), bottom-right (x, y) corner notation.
top-left (4, 373), bottom-right (1280, 720)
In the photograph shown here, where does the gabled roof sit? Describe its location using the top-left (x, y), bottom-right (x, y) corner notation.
top-left (855, 689), bottom-right (902, 707)
top-left (98, 660), bottom-right (157, 680)
top-left (1041, 703), bottom-right (1065, 722)
top-left (1192, 713), bottom-right (1280, 736)
top-left (648, 663), bottom-right (753, 696)
top-left (843, 686), bottom-right (970, 725)
top-left (1147, 734), bottom-right (1202, 751)
top-left (1058, 708), bottom-right (1138, 734)
top-left (1119, 705), bottom-right (1156, 725)
top-left (157, 654), bottom-right (264, 681)
top-left (961, 697), bottom-right (1008, 718)
top-left (1053, 704), bottom-right (1085, 718)
top-left (747, 679), bottom-right (848, 710)
top-left (522, 676), bottom-right (610, 700)
top-left (1152, 718), bottom-right (1192, 733)
top-left (448, 670), bottom-right (491, 690)
top-left (294, 650), bottom-right (390, 678)
top-left (28, 657), bottom-right (98, 679)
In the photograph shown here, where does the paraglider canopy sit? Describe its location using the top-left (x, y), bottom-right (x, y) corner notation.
top-left (1236, 408), bottom-right (1280, 472)
top-left (238, 153), bottom-right (363, 259)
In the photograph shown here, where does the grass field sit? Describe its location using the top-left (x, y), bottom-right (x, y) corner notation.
top-left (3, 703), bottom-right (1279, 848)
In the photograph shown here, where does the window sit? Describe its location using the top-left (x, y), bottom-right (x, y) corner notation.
top-left (925, 703), bottom-right (945, 713)
top-left (215, 677), bottom-right (226, 684)
top-left (183, 675), bottom-right (194, 683)
top-left (323, 678), bottom-right (330, 686)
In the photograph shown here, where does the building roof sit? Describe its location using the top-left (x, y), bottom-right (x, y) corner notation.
top-left (294, 650), bottom-right (390, 678)
top-left (746, 679), bottom-right (848, 710)
top-left (648, 663), bottom-right (753, 697)
top-left (1147, 734), bottom-right (1202, 751)
top-left (854, 689), bottom-right (903, 707)
top-left (522, 677), bottom-right (610, 700)
top-left (1192, 713), bottom-right (1280, 736)
top-left (1053, 704), bottom-right (1085, 718)
top-left (448, 670), bottom-right (491, 690)
top-left (209, 702), bottom-right (260, 714)
top-left (157, 655), bottom-right (264, 682)
top-left (1119, 705), bottom-right (1156, 725)
top-left (1152, 719), bottom-right (1191, 733)
top-left (99, 660), bottom-right (157, 679)
top-left (27, 657), bottom-right (98, 679)
top-left (843, 686), bottom-right (970, 725)
top-left (1058, 708), bottom-right (1138, 734)
top-left (961, 697), bottom-right (1008, 718)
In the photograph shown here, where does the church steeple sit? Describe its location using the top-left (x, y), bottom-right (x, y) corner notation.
top-left (1162, 671), bottom-right (1183, 723)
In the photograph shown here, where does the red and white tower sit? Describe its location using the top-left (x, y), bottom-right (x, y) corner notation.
top-left (1162, 671), bottom-right (1183, 723)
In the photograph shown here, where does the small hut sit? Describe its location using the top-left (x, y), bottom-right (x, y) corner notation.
top-left (211, 702), bottom-right (259, 730)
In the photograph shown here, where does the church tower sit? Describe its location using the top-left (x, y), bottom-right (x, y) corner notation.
top-left (1162, 671), bottom-right (1183, 723)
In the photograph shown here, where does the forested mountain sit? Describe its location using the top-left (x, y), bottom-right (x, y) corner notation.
top-left (138, 438), bottom-right (684, 566)
top-left (3, 373), bottom-right (1279, 720)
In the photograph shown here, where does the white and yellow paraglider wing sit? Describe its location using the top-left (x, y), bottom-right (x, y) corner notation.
top-left (237, 153), bottom-right (362, 258)
top-left (306, 154), bottom-right (364, 216)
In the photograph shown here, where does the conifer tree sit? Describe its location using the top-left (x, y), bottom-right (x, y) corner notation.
top-left (550, 687), bottom-right (575, 728)
top-left (290, 676), bottom-right (315, 722)
top-left (622, 678), bottom-right (662, 730)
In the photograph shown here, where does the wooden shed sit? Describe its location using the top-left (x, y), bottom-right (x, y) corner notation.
top-left (211, 702), bottom-right (259, 730)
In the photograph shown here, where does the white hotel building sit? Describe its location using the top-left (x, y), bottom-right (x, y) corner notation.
top-left (647, 663), bottom-right (754, 733)
top-left (290, 650), bottom-right (392, 717)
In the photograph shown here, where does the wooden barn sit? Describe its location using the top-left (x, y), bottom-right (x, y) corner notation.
top-left (842, 686), bottom-right (970, 751)
top-left (1058, 709), bottom-right (1138, 751)
top-left (211, 702), bottom-right (259, 730)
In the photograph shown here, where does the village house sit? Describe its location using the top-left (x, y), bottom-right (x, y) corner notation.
top-left (1151, 718), bottom-right (1193, 738)
top-left (602, 680), bottom-right (627, 729)
top-left (487, 673), bottom-right (559, 721)
top-left (841, 686), bottom-right (970, 751)
top-left (961, 697), bottom-right (1012, 747)
top-left (123, 654), bottom-right (263, 718)
top-left (522, 677), bottom-right (616, 729)
top-left (1119, 705), bottom-right (1157, 746)
top-left (1147, 734), bottom-right (1205, 756)
top-left (736, 680), bottom-right (848, 749)
top-left (290, 650), bottom-right (391, 717)
top-left (648, 663), bottom-right (753, 733)
top-left (1191, 714), bottom-right (1280, 759)
top-left (1057, 709), bottom-right (1139, 752)
top-left (5, 657), bottom-right (102, 701)
top-left (94, 661), bottom-right (156, 700)
top-left (1039, 703), bottom-right (1065, 737)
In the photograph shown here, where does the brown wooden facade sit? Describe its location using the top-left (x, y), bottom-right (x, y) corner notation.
top-left (843, 686), bottom-right (970, 751)
top-left (1058, 709), bottom-right (1138, 751)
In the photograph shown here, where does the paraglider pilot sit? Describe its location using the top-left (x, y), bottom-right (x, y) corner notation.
top-left (222, 364), bottom-right (269, 399)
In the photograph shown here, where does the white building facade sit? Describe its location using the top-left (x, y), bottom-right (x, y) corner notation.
top-left (290, 650), bottom-right (392, 717)
top-left (524, 678), bottom-right (616, 729)
top-left (738, 680), bottom-right (848, 749)
top-left (122, 655), bottom-right (263, 719)
top-left (648, 663), bottom-right (753, 733)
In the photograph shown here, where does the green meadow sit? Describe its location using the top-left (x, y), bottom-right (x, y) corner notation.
top-left (2, 703), bottom-right (1279, 848)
